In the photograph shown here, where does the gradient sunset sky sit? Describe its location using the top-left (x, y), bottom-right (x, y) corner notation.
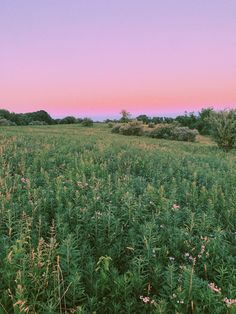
top-left (1, 0), bottom-right (236, 119)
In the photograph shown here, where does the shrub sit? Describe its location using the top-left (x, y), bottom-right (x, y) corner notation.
top-left (119, 121), bottom-right (144, 136)
top-left (29, 120), bottom-right (48, 125)
top-left (148, 124), bottom-right (198, 142)
top-left (82, 118), bottom-right (93, 127)
top-left (59, 116), bottom-right (77, 124)
top-left (208, 109), bottom-right (236, 151)
top-left (171, 127), bottom-right (199, 142)
top-left (107, 122), bottom-right (113, 128)
top-left (148, 122), bottom-right (155, 128)
top-left (148, 124), bottom-right (175, 139)
top-left (0, 118), bottom-right (16, 126)
top-left (111, 124), bottom-right (121, 133)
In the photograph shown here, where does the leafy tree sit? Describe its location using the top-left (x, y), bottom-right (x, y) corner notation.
top-left (175, 112), bottom-right (198, 129)
top-left (151, 116), bottom-right (164, 124)
top-left (120, 110), bottom-right (131, 123)
top-left (0, 109), bottom-right (11, 120)
top-left (196, 107), bottom-right (214, 135)
top-left (25, 110), bottom-right (54, 125)
top-left (208, 109), bottom-right (236, 151)
top-left (0, 118), bottom-right (13, 126)
top-left (136, 114), bottom-right (150, 124)
top-left (59, 116), bottom-right (77, 124)
top-left (82, 118), bottom-right (93, 127)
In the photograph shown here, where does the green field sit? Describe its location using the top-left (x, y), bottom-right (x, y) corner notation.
top-left (0, 125), bottom-right (235, 313)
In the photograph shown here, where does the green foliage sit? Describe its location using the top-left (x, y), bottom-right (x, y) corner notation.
top-left (59, 116), bottom-right (77, 124)
top-left (148, 122), bottom-right (155, 128)
top-left (81, 118), bottom-right (93, 127)
top-left (119, 121), bottom-right (144, 136)
top-left (120, 109), bottom-right (131, 123)
top-left (148, 124), bottom-right (199, 142)
top-left (107, 122), bottom-right (113, 128)
top-left (208, 109), bottom-right (236, 151)
top-left (196, 107), bottom-right (214, 135)
top-left (29, 120), bottom-right (48, 125)
top-left (175, 112), bottom-right (198, 129)
top-left (0, 124), bottom-right (235, 313)
top-left (111, 124), bottom-right (121, 133)
top-left (136, 114), bottom-right (150, 124)
top-left (0, 118), bottom-right (16, 126)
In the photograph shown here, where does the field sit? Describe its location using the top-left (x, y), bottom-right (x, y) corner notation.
top-left (0, 124), bottom-right (235, 313)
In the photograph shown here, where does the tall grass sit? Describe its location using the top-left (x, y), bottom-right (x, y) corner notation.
top-left (0, 125), bottom-right (235, 313)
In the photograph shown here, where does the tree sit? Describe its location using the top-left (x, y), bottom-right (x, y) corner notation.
top-left (208, 109), bottom-right (236, 151)
top-left (81, 118), bottom-right (93, 127)
top-left (120, 110), bottom-right (131, 123)
top-left (196, 107), bottom-right (214, 135)
top-left (175, 112), bottom-right (197, 129)
top-left (59, 116), bottom-right (77, 124)
top-left (0, 109), bottom-right (11, 120)
top-left (136, 114), bottom-right (150, 124)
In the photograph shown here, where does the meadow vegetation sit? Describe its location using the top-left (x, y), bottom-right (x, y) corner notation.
top-left (0, 124), bottom-right (235, 313)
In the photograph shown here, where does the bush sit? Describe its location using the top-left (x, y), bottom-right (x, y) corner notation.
top-left (29, 120), bottom-right (48, 125)
top-left (118, 121), bottom-right (143, 136)
top-left (208, 109), bottom-right (236, 151)
top-left (107, 122), bottom-right (113, 128)
top-left (171, 127), bottom-right (199, 142)
top-left (148, 124), bottom-right (198, 142)
top-left (148, 124), bottom-right (175, 139)
top-left (148, 122), bottom-right (155, 128)
top-left (82, 118), bottom-right (93, 127)
top-left (111, 124), bottom-right (121, 133)
top-left (59, 116), bottom-right (77, 124)
top-left (0, 118), bottom-right (16, 126)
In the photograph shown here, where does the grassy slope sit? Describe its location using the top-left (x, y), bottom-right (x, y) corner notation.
top-left (0, 124), bottom-right (235, 313)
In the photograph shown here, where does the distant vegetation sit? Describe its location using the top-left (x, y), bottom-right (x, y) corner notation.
top-left (0, 107), bottom-right (236, 150)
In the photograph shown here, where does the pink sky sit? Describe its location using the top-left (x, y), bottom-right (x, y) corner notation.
top-left (1, 1), bottom-right (235, 119)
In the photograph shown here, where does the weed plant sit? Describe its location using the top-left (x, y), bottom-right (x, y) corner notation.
top-left (0, 124), bottom-right (235, 313)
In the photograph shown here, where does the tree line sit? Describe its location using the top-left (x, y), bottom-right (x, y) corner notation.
top-left (0, 107), bottom-right (235, 150)
top-left (0, 109), bottom-right (93, 126)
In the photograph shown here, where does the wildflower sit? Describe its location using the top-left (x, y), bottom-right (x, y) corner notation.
top-left (224, 298), bottom-right (236, 306)
top-left (172, 203), bottom-right (180, 210)
top-left (77, 181), bottom-right (88, 188)
top-left (208, 282), bottom-right (221, 293)
top-left (201, 236), bottom-right (209, 242)
top-left (21, 177), bottom-right (30, 184)
top-left (184, 252), bottom-right (190, 257)
top-left (160, 224), bottom-right (164, 229)
top-left (139, 295), bottom-right (156, 304)
top-left (143, 297), bottom-right (150, 303)
top-left (177, 300), bottom-right (184, 304)
top-left (200, 245), bottom-right (206, 254)
top-left (140, 296), bottom-right (150, 303)
top-left (169, 256), bottom-right (175, 261)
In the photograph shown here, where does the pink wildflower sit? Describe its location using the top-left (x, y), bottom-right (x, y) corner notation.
top-left (21, 177), bottom-right (28, 183)
top-left (140, 296), bottom-right (150, 303)
top-left (208, 282), bottom-right (221, 293)
top-left (172, 203), bottom-right (180, 210)
top-left (224, 298), bottom-right (236, 306)
top-left (140, 296), bottom-right (156, 304)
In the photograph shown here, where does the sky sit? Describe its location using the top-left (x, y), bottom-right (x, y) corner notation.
top-left (0, 0), bottom-right (236, 119)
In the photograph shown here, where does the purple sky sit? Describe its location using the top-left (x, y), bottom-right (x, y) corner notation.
top-left (0, 0), bottom-right (236, 119)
